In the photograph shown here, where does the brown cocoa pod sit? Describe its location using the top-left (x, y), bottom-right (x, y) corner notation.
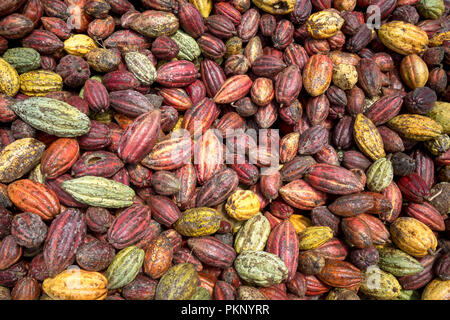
top-left (85, 207), bottom-right (114, 234)
top-left (297, 125), bottom-right (329, 155)
top-left (342, 150), bottom-right (371, 171)
top-left (75, 239), bottom-right (115, 272)
top-left (21, 29), bottom-right (64, 55)
top-left (11, 277), bottom-right (39, 300)
top-left (11, 212), bottom-right (47, 249)
top-left (122, 274), bottom-right (158, 300)
top-left (377, 126), bottom-right (405, 153)
top-left (196, 168), bottom-right (239, 207)
top-left (333, 115), bottom-right (354, 150)
top-left (188, 236), bottom-right (236, 268)
top-left (328, 193), bottom-right (374, 217)
top-left (237, 8), bottom-right (259, 42)
top-left (311, 206), bottom-right (340, 236)
top-left (147, 195), bottom-right (181, 227)
top-left (357, 58), bottom-right (382, 98)
top-left (0, 14), bottom-right (34, 40)
top-left (206, 14), bottom-right (236, 39)
top-left (364, 94), bottom-right (403, 126)
top-left (280, 156), bottom-right (316, 182)
top-left (0, 236), bottom-right (22, 270)
top-left (71, 151), bottom-right (124, 178)
top-left (341, 216), bottom-right (373, 249)
top-left (252, 55), bottom-right (287, 78)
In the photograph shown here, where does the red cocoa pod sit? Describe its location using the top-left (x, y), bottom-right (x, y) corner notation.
top-left (75, 239), bottom-right (115, 272)
top-left (214, 75), bottom-right (253, 104)
top-left (182, 98), bottom-right (219, 136)
top-left (341, 216), bottom-right (373, 249)
top-left (259, 285), bottom-right (288, 300)
top-left (177, 0), bottom-right (205, 38)
top-left (142, 134), bottom-right (193, 171)
top-left (435, 149), bottom-right (450, 166)
top-left (56, 55), bottom-right (91, 88)
top-left (85, 207), bottom-right (114, 234)
top-left (251, 77), bottom-right (274, 107)
top-left (237, 8), bottom-right (259, 41)
top-left (0, 260), bottom-right (28, 288)
top-left (288, 0), bottom-right (312, 24)
top-left (254, 102), bottom-right (278, 128)
top-left (332, 115), bottom-right (354, 150)
top-left (194, 130), bottom-right (224, 185)
top-left (143, 233), bottom-right (173, 280)
top-left (0, 235), bottom-right (22, 270)
top-left (196, 168), bottom-right (239, 207)
top-left (280, 156), bottom-right (316, 182)
top-left (357, 58), bottom-right (382, 98)
top-left (71, 151), bottom-right (124, 178)
top-left (304, 38), bottom-right (330, 55)
top-left (345, 24), bottom-right (372, 53)
top-left (411, 149), bottom-right (435, 190)
top-left (0, 208), bottom-right (12, 238)
top-left (269, 199), bottom-right (293, 219)
top-left (345, 86), bottom-right (365, 116)
top-left (327, 86), bottom-right (347, 108)
top-left (215, 2), bottom-right (241, 25)
top-left (358, 213), bottom-right (390, 245)
top-left (435, 253), bottom-right (450, 280)
top-left (102, 70), bottom-right (140, 91)
top-left (112, 168), bottom-right (130, 186)
top-left (264, 211), bottom-right (282, 229)
top-left (107, 204), bottom-right (152, 250)
top-left (304, 164), bottom-right (364, 195)
top-left (83, 79), bottom-right (110, 113)
top-left (7, 180), bottom-right (60, 222)
top-left (297, 125), bottom-right (329, 156)
top-left (380, 181), bottom-right (403, 223)
top-left (205, 14), bottom-right (236, 39)
top-left (11, 277), bottom-right (40, 300)
top-left (172, 247), bottom-right (203, 272)
top-left (109, 90), bottom-right (154, 117)
top-left (150, 171), bottom-right (181, 196)
top-left (45, 174), bottom-right (87, 208)
top-left (127, 163), bottom-right (152, 188)
top-left (317, 259), bottom-right (361, 289)
top-left (78, 120), bottom-right (111, 150)
top-left (41, 17), bottom-right (71, 40)
top-left (0, 94), bottom-right (16, 123)
top-left (39, 55), bottom-right (55, 71)
top-left (134, 220), bottom-right (163, 250)
top-left (377, 125), bottom-right (405, 153)
top-left (40, 138), bottom-right (79, 180)
top-left (252, 55), bottom-right (287, 78)
top-left (151, 36), bottom-right (179, 60)
top-left (361, 192), bottom-right (392, 216)
top-left (21, 29), bottom-right (63, 55)
top-left (405, 202), bottom-right (445, 231)
top-left (158, 89), bottom-right (191, 112)
top-left (147, 194), bottom-right (181, 227)
top-left (229, 155), bottom-right (260, 186)
top-left (214, 280), bottom-right (236, 300)
top-left (0, 36), bottom-right (6, 55)
top-left (121, 274), bottom-right (158, 300)
top-left (328, 193), bottom-right (374, 217)
top-left (41, 0), bottom-right (69, 19)
top-left (275, 65), bottom-right (302, 106)
top-left (304, 274), bottom-right (330, 296)
top-left (117, 110), bottom-right (161, 164)
top-left (286, 272), bottom-right (307, 297)
top-left (104, 30), bottom-right (150, 52)
top-left (29, 253), bottom-right (48, 282)
top-left (200, 59), bottom-right (226, 99)
top-left (159, 105), bottom-right (179, 132)
top-left (0, 13), bottom-right (33, 40)
top-left (87, 16), bottom-right (116, 40)
top-left (266, 219), bottom-right (299, 281)
top-left (187, 236), bottom-right (236, 268)
top-left (43, 208), bottom-right (86, 277)
top-left (11, 212), bottom-right (47, 249)
top-left (306, 94), bottom-right (329, 126)
top-left (364, 94), bottom-right (403, 126)
top-left (186, 79), bottom-right (206, 105)
top-left (159, 229), bottom-right (181, 253)
top-left (397, 173), bottom-right (430, 203)
top-left (272, 19), bottom-right (294, 50)
top-left (156, 60), bottom-right (199, 88)
top-left (260, 169), bottom-right (282, 201)
top-left (341, 151), bottom-right (371, 171)
top-left (283, 43), bottom-right (308, 72)
top-left (173, 163), bottom-right (197, 210)
top-left (327, 31), bottom-right (345, 50)
top-left (314, 144), bottom-right (340, 166)
top-left (279, 179), bottom-right (327, 210)
top-left (198, 33), bottom-right (226, 59)
top-left (428, 67), bottom-right (447, 94)
top-left (398, 255), bottom-right (437, 290)
top-left (215, 112), bottom-right (245, 138)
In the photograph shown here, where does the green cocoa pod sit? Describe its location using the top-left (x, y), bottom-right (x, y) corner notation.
top-left (124, 51), bottom-right (156, 86)
top-left (173, 207), bottom-right (221, 237)
top-left (170, 30), bottom-right (201, 61)
top-left (10, 97), bottom-right (91, 137)
top-left (0, 138), bottom-right (46, 183)
top-left (424, 134), bottom-right (450, 155)
top-left (28, 164), bottom-right (45, 184)
top-left (428, 102), bottom-right (450, 134)
top-left (61, 176), bottom-right (135, 208)
top-left (191, 287), bottom-right (211, 300)
top-left (416, 0), bottom-right (445, 19)
top-left (155, 263), bottom-right (199, 300)
top-left (366, 157), bottom-right (393, 192)
top-left (396, 289), bottom-right (420, 300)
top-left (106, 246), bottom-right (145, 290)
top-left (130, 11), bottom-right (179, 38)
top-left (377, 247), bottom-right (424, 276)
top-left (360, 266), bottom-right (401, 299)
top-left (234, 213), bottom-right (271, 254)
top-left (234, 251), bottom-right (289, 287)
top-left (2, 48), bottom-right (41, 74)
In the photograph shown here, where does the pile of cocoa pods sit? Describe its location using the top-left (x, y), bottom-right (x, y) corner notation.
top-left (0, 0), bottom-right (449, 301)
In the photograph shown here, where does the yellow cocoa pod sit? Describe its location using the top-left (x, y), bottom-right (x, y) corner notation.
top-left (64, 34), bottom-right (98, 57)
top-left (190, 0), bottom-right (212, 18)
top-left (225, 190), bottom-right (261, 221)
top-left (353, 113), bottom-right (386, 161)
top-left (306, 10), bottom-right (345, 39)
top-left (298, 226), bottom-right (334, 250)
top-left (422, 279), bottom-right (450, 300)
top-left (400, 54), bottom-right (429, 89)
top-left (360, 266), bottom-right (401, 300)
top-left (428, 101), bottom-right (450, 134)
top-left (174, 207), bottom-right (221, 236)
top-left (378, 21), bottom-right (428, 55)
top-left (42, 269), bottom-right (108, 300)
top-left (289, 214), bottom-right (312, 234)
top-left (390, 217), bottom-right (437, 258)
top-left (387, 114), bottom-right (443, 141)
top-left (252, 0), bottom-right (296, 14)
top-left (429, 31), bottom-right (450, 47)
top-left (0, 58), bottom-right (19, 97)
top-left (19, 70), bottom-right (63, 97)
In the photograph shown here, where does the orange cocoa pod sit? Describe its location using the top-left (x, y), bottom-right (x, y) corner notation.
top-left (213, 74), bottom-right (253, 104)
top-left (143, 233), bottom-right (173, 280)
top-left (317, 259), bottom-right (361, 289)
top-left (302, 54), bottom-right (333, 97)
top-left (358, 213), bottom-right (391, 245)
top-left (279, 179), bottom-right (327, 210)
top-left (7, 179), bottom-right (60, 221)
top-left (40, 138), bottom-right (80, 179)
top-left (341, 215), bottom-right (373, 249)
